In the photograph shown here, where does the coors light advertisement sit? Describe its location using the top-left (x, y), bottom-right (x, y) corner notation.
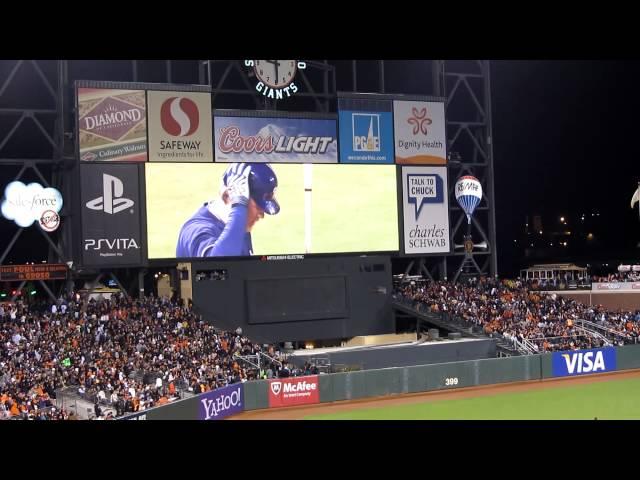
top-left (214, 115), bottom-right (337, 163)
top-left (77, 88), bottom-right (147, 162)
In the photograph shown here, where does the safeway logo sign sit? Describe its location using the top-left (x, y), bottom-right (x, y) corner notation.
top-left (268, 375), bottom-right (320, 408)
top-left (160, 97), bottom-right (199, 137)
top-left (552, 347), bottom-right (616, 377)
top-left (86, 174), bottom-right (134, 214)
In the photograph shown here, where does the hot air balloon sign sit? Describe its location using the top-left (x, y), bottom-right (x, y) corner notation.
top-left (455, 176), bottom-right (483, 225)
top-left (455, 176), bottom-right (483, 254)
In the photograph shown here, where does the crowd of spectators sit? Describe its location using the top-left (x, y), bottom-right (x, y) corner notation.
top-left (524, 276), bottom-right (590, 291)
top-left (592, 270), bottom-right (640, 283)
top-left (0, 294), bottom-right (298, 420)
top-left (10, 273), bottom-right (640, 420)
top-left (394, 277), bottom-right (640, 352)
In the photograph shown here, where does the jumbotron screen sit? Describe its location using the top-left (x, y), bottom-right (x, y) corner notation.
top-left (145, 163), bottom-right (399, 259)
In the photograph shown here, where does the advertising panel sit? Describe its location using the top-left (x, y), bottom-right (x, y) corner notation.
top-left (147, 90), bottom-right (213, 162)
top-left (401, 166), bottom-right (450, 254)
top-left (552, 347), bottom-right (616, 377)
top-left (268, 375), bottom-right (320, 408)
top-left (1, 181), bottom-right (63, 231)
top-left (77, 88), bottom-right (147, 162)
top-left (338, 96), bottom-right (394, 164)
top-left (214, 115), bottom-right (337, 163)
top-left (80, 164), bottom-right (143, 266)
top-left (198, 383), bottom-right (244, 420)
top-left (393, 100), bottom-right (446, 165)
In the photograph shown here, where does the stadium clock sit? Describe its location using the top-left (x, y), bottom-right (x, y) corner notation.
top-left (244, 60), bottom-right (306, 100)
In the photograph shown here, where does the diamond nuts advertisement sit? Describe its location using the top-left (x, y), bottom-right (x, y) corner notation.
top-left (402, 166), bottom-right (450, 254)
top-left (214, 115), bottom-right (337, 163)
top-left (393, 100), bottom-right (447, 165)
top-left (268, 375), bottom-right (320, 408)
top-left (78, 88), bottom-right (147, 162)
top-left (148, 90), bottom-right (213, 162)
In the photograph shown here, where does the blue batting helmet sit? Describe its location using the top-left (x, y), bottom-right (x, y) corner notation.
top-left (223, 163), bottom-right (280, 215)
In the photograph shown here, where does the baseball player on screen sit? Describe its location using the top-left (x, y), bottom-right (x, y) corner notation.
top-left (176, 163), bottom-right (280, 257)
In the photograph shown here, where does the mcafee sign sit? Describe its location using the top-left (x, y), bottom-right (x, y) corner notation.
top-left (268, 375), bottom-right (320, 408)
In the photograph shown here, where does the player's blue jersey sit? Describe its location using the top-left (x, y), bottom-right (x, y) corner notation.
top-left (176, 203), bottom-right (253, 257)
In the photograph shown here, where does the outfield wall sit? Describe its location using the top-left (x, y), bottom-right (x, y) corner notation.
top-left (121, 343), bottom-right (640, 420)
top-left (289, 338), bottom-right (498, 371)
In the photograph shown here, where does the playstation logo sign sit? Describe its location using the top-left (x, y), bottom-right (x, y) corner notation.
top-left (86, 174), bottom-right (134, 214)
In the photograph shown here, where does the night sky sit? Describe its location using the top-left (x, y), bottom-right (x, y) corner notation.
top-left (0, 60), bottom-right (638, 277)
top-left (492, 60), bottom-right (640, 275)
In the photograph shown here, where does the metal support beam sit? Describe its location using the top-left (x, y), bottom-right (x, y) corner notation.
top-left (432, 60), bottom-right (443, 97)
top-left (166, 60), bottom-right (172, 83)
top-left (138, 270), bottom-right (145, 299)
top-left (484, 61), bottom-right (499, 277)
top-left (352, 60), bottom-right (357, 91)
top-left (38, 280), bottom-right (58, 303)
top-left (444, 60), bottom-right (497, 280)
top-left (0, 229), bottom-right (23, 264)
top-left (324, 60), bottom-right (329, 113)
top-left (37, 227), bottom-right (65, 261)
top-left (441, 257), bottom-right (448, 281)
top-left (87, 273), bottom-right (104, 297)
top-left (109, 272), bottom-right (130, 299)
top-left (199, 60), bottom-right (206, 85)
top-left (418, 259), bottom-right (434, 281)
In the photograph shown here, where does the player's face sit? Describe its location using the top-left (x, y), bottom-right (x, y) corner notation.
top-left (246, 198), bottom-right (265, 232)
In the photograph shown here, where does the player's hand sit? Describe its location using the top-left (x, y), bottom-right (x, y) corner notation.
top-left (225, 163), bottom-right (251, 206)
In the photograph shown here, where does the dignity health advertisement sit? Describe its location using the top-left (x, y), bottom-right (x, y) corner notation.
top-left (394, 100), bottom-right (447, 165)
top-left (214, 115), bottom-right (338, 163)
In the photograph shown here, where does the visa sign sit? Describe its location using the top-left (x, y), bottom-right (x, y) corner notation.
top-left (552, 347), bottom-right (616, 377)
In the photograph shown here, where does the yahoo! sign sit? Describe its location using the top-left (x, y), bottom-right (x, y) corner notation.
top-left (198, 383), bottom-right (244, 420)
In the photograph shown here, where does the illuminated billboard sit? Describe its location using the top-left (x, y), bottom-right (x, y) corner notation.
top-left (145, 163), bottom-right (399, 259)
